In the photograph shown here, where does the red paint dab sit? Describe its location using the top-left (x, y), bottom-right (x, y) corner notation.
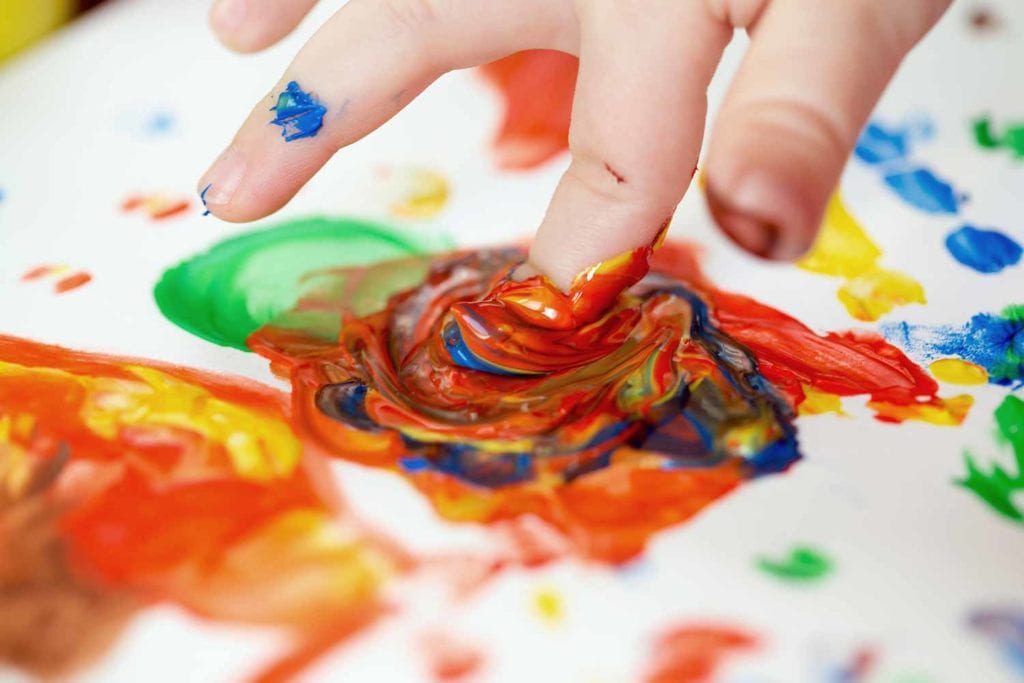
top-left (643, 624), bottom-right (758, 683)
top-left (122, 193), bottom-right (192, 220)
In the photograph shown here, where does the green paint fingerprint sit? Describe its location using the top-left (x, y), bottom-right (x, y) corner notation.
top-left (958, 394), bottom-right (1024, 522)
top-left (154, 216), bottom-right (453, 351)
top-left (756, 545), bottom-right (833, 583)
top-left (972, 116), bottom-right (1024, 159)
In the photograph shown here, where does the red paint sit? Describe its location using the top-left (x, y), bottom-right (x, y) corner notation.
top-left (643, 624), bottom-right (758, 683)
top-left (479, 50), bottom-right (577, 170)
top-left (422, 633), bottom-right (485, 682)
top-left (54, 271), bottom-right (92, 293)
top-left (121, 193), bottom-right (192, 220)
top-left (21, 264), bottom-right (57, 280)
top-left (20, 265), bottom-right (93, 293)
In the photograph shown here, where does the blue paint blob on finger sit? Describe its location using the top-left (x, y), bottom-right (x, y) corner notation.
top-left (270, 81), bottom-right (327, 141)
top-left (199, 183), bottom-right (212, 216)
top-left (946, 225), bottom-right (1023, 273)
top-left (883, 167), bottom-right (963, 214)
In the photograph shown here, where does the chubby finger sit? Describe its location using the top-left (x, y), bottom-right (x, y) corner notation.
top-left (210, 0), bottom-right (320, 54)
top-left (705, 0), bottom-right (950, 260)
top-left (199, 0), bottom-right (570, 222)
top-left (527, 0), bottom-right (731, 290)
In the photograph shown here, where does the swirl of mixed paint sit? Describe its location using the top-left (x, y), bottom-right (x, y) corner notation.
top-left (281, 242), bottom-right (801, 488)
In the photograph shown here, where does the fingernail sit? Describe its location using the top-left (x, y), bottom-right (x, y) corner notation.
top-left (199, 146), bottom-right (247, 208)
top-left (706, 179), bottom-right (812, 261)
top-left (211, 0), bottom-right (247, 34)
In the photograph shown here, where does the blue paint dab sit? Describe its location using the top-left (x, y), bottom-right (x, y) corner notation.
top-left (145, 111), bottom-right (175, 136)
top-left (883, 167), bottom-right (963, 214)
top-left (881, 306), bottom-right (1024, 386)
top-left (946, 225), bottom-right (1022, 273)
top-left (855, 122), bottom-right (912, 165)
top-left (199, 183), bottom-right (212, 216)
top-left (270, 81), bottom-right (327, 141)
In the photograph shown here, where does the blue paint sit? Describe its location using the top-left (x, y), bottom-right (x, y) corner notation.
top-left (970, 609), bottom-right (1024, 676)
top-left (881, 306), bottom-right (1024, 386)
top-left (442, 319), bottom-right (530, 376)
top-left (855, 122), bottom-right (912, 165)
top-left (145, 111), bottom-right (175, 136)
top-left (270, 81), bottom-right (327, 141)
top-left (199, 183), bottom-right (212, 216)
top-left (945, 225), bottom-right (1022, 273)
top-left (882, 167), bottom-right (962, 214)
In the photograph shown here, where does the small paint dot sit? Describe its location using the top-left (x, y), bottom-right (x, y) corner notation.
top-left (929, 358), bottom-right (988, 385)
top-left (531, 587), bottom-right (563, 625)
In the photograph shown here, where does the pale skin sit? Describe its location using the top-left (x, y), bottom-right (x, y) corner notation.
top-left (199, 0), bottom-right (951, 290)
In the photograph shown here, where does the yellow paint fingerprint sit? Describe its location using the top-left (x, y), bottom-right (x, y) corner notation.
top-left (798, 384), bottom-right (846, 416)
top-left (532, 586), bottom-right (564, 625)
top-left (929, 358), bottom-right (988, 385)
top-left (388, 168), bottom-right (450, 219)
top-left (797, 193), bottom-right (926, 322)
top-left (868, 394), bottom-right (973, 426)
top-left (836, 267), bottom-right (926, 322)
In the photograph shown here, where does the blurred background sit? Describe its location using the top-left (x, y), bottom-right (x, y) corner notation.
top-left (1, 0), bottom-right (106, 62)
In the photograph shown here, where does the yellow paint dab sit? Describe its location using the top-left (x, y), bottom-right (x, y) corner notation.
top-left (798, 384), bottom-right (846, 416)
top-left (532, 586), bottom-right (564, 625)
top-left (929, 358), bottom-right (988, 385)
top-left (797, 193), bottom-right (926, 322)
top-left (868, 394), bottom-right (974, 426)
top-left (387, 168), bottom-right (450, 219)
top-left (836, 267), bottom-right (926, 322)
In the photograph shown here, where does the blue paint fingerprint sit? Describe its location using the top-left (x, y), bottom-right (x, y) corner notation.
top-left (199, 183), bottom-right (212, 216)
top-left (883, 167), bottom-right (962, 214)
top-left (946, 225), bottom-right (1023, 274)
top-left (855, 122), bottom-right (912, 165)
top-left (881, 307), bottom-right (1024, 386)
top-left (270, 81), bottom-right (327, 141)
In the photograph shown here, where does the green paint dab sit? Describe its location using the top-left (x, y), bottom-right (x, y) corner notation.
top-left (756, 545), bottom-right (833, 583)
top-left (958, 394), bottom-right (1024, 522)
top-left (154, 215), bottom-right (453, 351)
top-left (972, 115), bottom-right (1024, 159)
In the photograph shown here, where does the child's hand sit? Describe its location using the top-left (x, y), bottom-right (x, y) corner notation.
top-left (200, 0), bottom-right (949, 289)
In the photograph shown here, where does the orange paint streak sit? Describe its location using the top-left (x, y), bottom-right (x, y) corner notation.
top-left (54, 271), bottom-right (92, 293)
top-left (479, 50), bottom-right (577, 170)
top-left (643, 624), bottom-right (758, 683)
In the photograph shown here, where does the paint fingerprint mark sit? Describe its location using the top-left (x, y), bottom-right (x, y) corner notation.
top-left (642, 624), bottom-right (758, 683)
top-left (756, 545), bottom-right (833, 583)
top-left (945, 225), bottom-right (1023, 274)
top-left (958, 395), bottom-right (1024, 523)
top-left (855, 119), bottom-right (965, 214)
top-left (881, 306), bottom-right (1024, 387)
top-left (798, 193), bottom-right (925, 321)
top-left (479, 50), bottom-right (577, 170)
top-left (973, 115), bottom-right (1024, 160)
top-left (154, 216), bottom-right (453, 351)
top-left (121, 193), bottom-right (191, 221)
top-left (969, 608), bottom-right (1024, 677)
top-left (199, 183), bottom-right (212, 216)
top-left (270, 81), bottom-right (327, 141)
top-left (21, 265), bottom-right (92, 294)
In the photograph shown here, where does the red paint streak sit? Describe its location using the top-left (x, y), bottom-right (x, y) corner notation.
top-left (479, 50), bottom-right (577, 170)
top-left (643, 624), bottom-right (758, 683)
top-left (422, 633), bottom-right (485, 682)
top-left (54, 271), bottom-right (92, 293)
top-left (121, 193), bottom-right (192, 220)
top-left (21, 265), bottom-right (58, 281)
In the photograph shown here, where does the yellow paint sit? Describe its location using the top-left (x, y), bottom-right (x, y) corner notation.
top-left (532, 586), bottom-right (564, 625)
top-left (797, 384), bottom-right (846, 416)
top-left (0, 0), bottom-right (74, 62)
top-left (797, 193), bottom-right (925, 322)
top-left (929, 358), bottom-right (988, 385)
top-left (0, 360), bottom-right (301, 482)
top-left (868, 394), bottom-right (974, 426)
top-left (836, 267), bottom-right (926, 322)
top-left (388, 168), bottom-right (450, 219)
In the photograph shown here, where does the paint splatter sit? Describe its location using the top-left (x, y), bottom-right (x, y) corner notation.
top-left (531, 587), bottom-right (564, 625)
top-left (121, 192), bottom-right (191, 220)
top-left (969, 608), bottom-right (1024, 676)
top-left (755, 545), bottom-right (833, 583)
top-left (967, 5), bottom-right (1003, 33)
top-left (827, 646), bottom-right (879, 683)
top-left (154, 216), bottom-right (453, 350)
top-left (945, 225), bottom-right (1023, 273)
top-left (422, 633), bottom-right (485, 682)
top-left (641, 624), bottom-right (757, 683)
top-left (881, 306), bottom-right (1024, 386)
top-left (20, 264), bottom-right (92, 294)
top-left (479, 51), bottom-right (577, 170)
top-left (929, 358), bottom-right (989, 385)
top-left (270, 81), bottom-right (327, 141)
top-left (144, 110), bottom-right (175, 136)
top-left (799, 194), bottom-right (925, 321)
top-left (855, 119), bottom-right (965, 214)
top-left (973, 115), bottom-right (1024, 159)
top-left (379, 166), bottom-right (450, 219)
top-left (957, 395), bottom-right (1024, 522)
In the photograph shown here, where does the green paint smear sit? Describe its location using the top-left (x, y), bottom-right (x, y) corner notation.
top-left (972, 116), bottom-right (1024, 159)
top-left (958, 394), bottom-right (1024, 522)
top-left (756, 545), bottom-right (833, 582)
top-left (154, 216), bottom-right (453, 351)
